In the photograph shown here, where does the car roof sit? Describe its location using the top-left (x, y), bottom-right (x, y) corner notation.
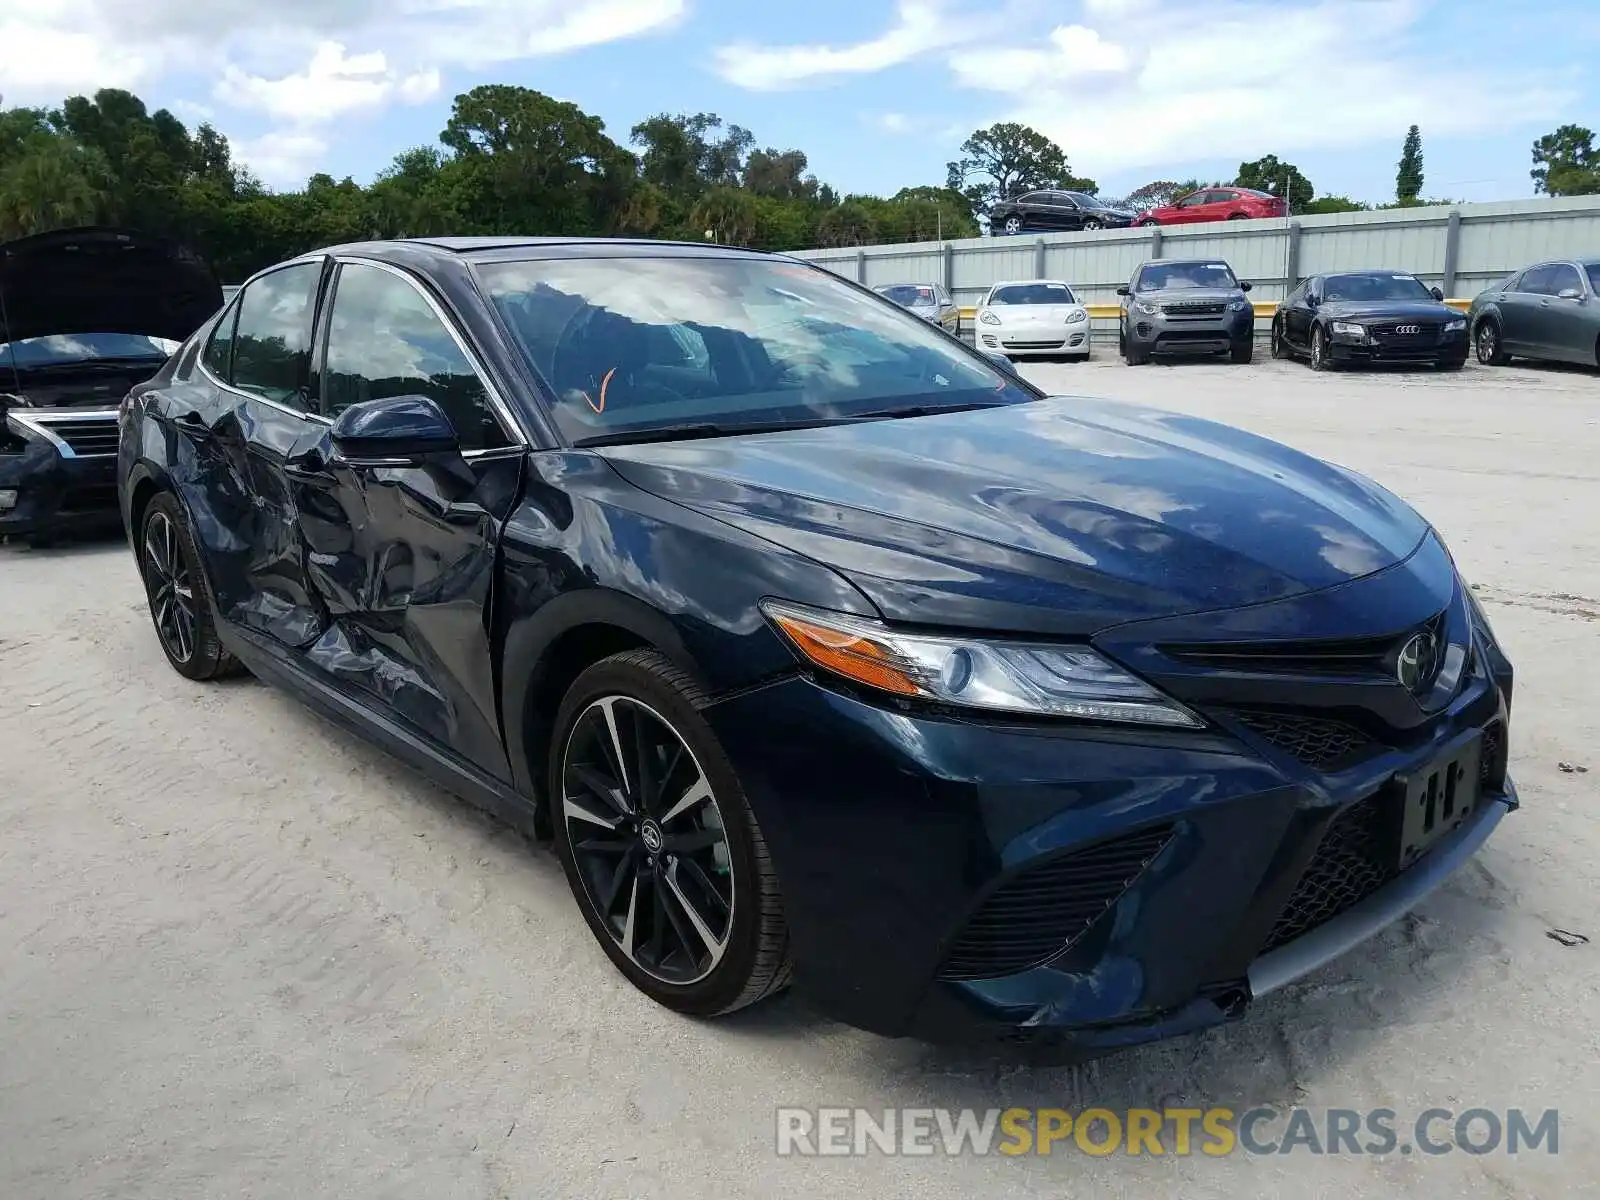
top-left (1137, 258), bottom-right (1234, 268)
top-left (988, 279), bottom-right (1075, 288)
top-left (305, 235), bottom-right (781, 264)
top-left (1318, 268), bottom-right (1423, 277)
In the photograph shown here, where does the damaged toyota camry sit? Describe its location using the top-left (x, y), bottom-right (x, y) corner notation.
top-left (1, 227), bottom-right (221, 544)
top-left (118, 237), bottom-right (1516, 1047)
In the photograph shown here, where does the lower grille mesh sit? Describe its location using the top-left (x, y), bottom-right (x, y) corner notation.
top-left (1262, 794), bottom-right (1395, 954)
top-left (1232, 710), bottom-right (1375, 770)
top-left (937, 825), bottom-right (1174, 981)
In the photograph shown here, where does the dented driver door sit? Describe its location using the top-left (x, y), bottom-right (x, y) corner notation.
top-left (284, 258), bottom-right (526, 780)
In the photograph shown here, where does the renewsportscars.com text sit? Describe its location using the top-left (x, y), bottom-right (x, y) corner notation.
top-left (775, 1106), bottom-right (1559, 1158)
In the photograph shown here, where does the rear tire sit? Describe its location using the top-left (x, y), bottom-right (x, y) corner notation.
top-left (137, 492), bottom-right (242, 681)
top-left (550, 648), bottom-right (791, 1017)
top-left (1270, 320), bottom-right (1291, 359)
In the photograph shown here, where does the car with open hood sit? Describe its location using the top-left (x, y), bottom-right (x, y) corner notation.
top-left (1, 226), bottom-right (221, 543)
top-left (119, 236), bottom-right (1515, 1048)
top-left (1272, 270), bottom-right (1468, 371)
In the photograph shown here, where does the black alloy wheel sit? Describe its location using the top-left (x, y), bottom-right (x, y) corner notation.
top-left (138, 493), bottom-right (241, 681)
top-left (551, 649), bottom-right (790, 1015)
top-left (1270, 319), bottom-right (1290, 359)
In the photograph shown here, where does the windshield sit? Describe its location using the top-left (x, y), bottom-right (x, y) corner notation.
top-left (478, 255), bottom-right (1032, 444)
top-left (1322, 273), bottom-right (1434, 302)
top-left (876, 284), bottom-right (936, 307)
top-left (1136, 262), bottom-right (1239, 291)
top-left (1067, 193), bottom-right (1109, 210)
top-left (990, 282), bottom-right (1077, 305)
top-left (0, 332), bottom-right (179, 369)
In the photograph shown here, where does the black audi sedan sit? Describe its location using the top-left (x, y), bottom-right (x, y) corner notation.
top-left (1, 227), bottom-right (221, 544)
top-left (118, 237), bottom-right (1516, 1047)
top-left (1271, 269), bottom-right (1469, 370)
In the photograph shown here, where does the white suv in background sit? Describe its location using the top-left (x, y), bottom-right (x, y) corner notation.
top-left (974, 279), bottom-right (1091, 360)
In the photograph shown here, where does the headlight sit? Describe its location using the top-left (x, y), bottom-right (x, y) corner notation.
top-left (1134, 300), bottom-right (1158, 315)
top-left (1331, 320), bottom-right (1367, 337)
top-left (1066, 309), bottom-right (1088, 324)
top-left (760, 600), bottom-right (1202, 728)
top-left (1444, 318), bottom-right (1466, 332)
top-left (979, 310), bottom-right (1001, 325)
top-left (1464, 584), bottom-right (1501, 649)
top-left (1229, 299), bottom-right (1248, 311)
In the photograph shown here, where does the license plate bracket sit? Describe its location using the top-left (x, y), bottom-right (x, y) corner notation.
top-left (1391, 733), bottom-right (1483, 870)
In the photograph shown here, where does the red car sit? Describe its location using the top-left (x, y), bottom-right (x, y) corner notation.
top-left (1136, 187), bottom-right (1287, 226)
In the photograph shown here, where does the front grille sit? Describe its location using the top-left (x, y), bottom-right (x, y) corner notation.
top-left (937, 824), bottom-right (1174, 981)
top-left (1262, 794), bottom-right (1395, 954)
top-left (1162, 301), bottom-right (1227, 317)
top-left (1165, 634), bottom-right (1396, 676)
top-left (1001, 338), bottom-right (1066, 350)
top-left (1231, 710), bottom-right (1376, 770)
top-left (1368, 321), bottom-right (1441, 344)
top-left (43, 417), bottom-right (120, 457)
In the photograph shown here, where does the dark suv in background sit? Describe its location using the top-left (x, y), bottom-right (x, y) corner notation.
top-left (1118, 258), bottom-right (1256, 364)
top-left (989, 190), bottom-right (1137, 235)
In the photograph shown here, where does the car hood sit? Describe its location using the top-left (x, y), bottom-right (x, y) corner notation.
top-left (990, 304), bottom-right (1083, 321)
top-left (1136, 286), bottom-right (1245, 305)
top-left (0, 226), bottom-right (223, 345)
top-left (599, 396), bottom-right (1430, 636)
top-left (1318, 299), bottom-right (1458, 321)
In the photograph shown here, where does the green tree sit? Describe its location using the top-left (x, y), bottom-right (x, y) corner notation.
top-left (1531, 124), bottom-right (1600, 196)
top-left (1124, 180), bottom-right (1185, 209)
top-left (816, 201), bottom-right (878, 248)
top-left (946, 123), bottom-right (1095, 215)
top-left (1302, 195), bottom-right (1369, 215)
top-left (0, 135), bottom-right (110, 238)
top-left (689, 186), bottom-right (758, 245)
top-left (1396, 124), bottom-right (1423, 202)
top-left (743, 147), bottom-right (817, 201)
top-left (1234, 155), bottom-right (1312, 212)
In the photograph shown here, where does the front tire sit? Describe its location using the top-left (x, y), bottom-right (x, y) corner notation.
top-left (1082, 218), bottom-right (1103, 231)
top-left (1309, 325), bottom-right (1335, 371)
top-left (1230, 338), bottom-right (1254, 364)
top-left (138, 492), bottom-right (241, 681)
top-left (550, 649), bottom-right (791, 1017)
top-left (1270, 319), bottom-right (1290, 359)
top-left (1121, 325), bottom-right (1151, 365)
top-left (1003, 216), bottom-right (1023, 235)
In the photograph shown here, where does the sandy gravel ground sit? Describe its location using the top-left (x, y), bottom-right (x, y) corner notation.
top-left (2, 357), bottom-right (1597, 1199)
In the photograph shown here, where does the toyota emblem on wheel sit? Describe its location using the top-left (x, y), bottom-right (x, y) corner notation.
top-left (1395, 324), bottom-right (1420, 335)
top-left (1396, 631), bottom-right (1440, 692)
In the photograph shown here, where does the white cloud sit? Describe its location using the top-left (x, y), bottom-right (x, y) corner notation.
top-left (233, 131), bottom-right (329, 182)
top-left (215, 42), bottom-right (440, 123)
top-left (947, 0), bottom-right (1574, 175)
top-left (713, 0), bottom-right (974, 91)
top-left (0, 0), bottom-right (684, 184)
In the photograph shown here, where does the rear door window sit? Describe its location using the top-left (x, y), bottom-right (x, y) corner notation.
top-left (201, 297), bottom-right (240, 381)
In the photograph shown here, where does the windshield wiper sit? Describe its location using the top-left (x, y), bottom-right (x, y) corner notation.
top-left (11, 356), bottom-right (164, 374)
top-left (844, 400), bottom-right (1018, 422)
top-left (571, 421), bottom-right (815, 448)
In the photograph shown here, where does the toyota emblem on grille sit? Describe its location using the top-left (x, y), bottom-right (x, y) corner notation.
top-left (1396, 630), bottom-right (1440, 692)
top-left (1395, 324), bottom-right (1421, 335)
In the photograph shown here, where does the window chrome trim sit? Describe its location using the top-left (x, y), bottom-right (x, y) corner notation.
top-left (6, 408), bottom-right (121, 459)
top-left (328, 255), bottom-right (530, 449)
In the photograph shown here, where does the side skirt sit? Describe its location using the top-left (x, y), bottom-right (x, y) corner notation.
top-left (218, 621), bottom-right (543, 839)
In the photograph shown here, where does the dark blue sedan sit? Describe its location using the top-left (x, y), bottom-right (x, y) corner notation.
top-left (117, 237), bottom-right (1517, 1047)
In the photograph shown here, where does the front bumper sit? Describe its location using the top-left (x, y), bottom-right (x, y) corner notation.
top-left (705, 563), bottom-right (1513, 1046)
top-left (1125, 306), bottom-right (1255, 356)
top-left (0, 421), bottom-right (121, 539)
top-left (1329, 330), bottom-right (1468, 367)
top-left (978, 327), bottom-right (1091, 357)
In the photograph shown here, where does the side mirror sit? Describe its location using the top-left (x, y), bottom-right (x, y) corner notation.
top-left (330, 394), bottom-right (460, 464)
top-left (1239, 280), bottom-right (1254, 292)
top-left (1558, 286), bottom-right (1584, 301)
top-left (1431, 286), bottom-right (1445, 301)
top-left (1116, 284), bottom-right (1130, 296)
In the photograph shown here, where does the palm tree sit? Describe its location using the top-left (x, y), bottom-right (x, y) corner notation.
top-left (0, 140), bottom-right (109, 238)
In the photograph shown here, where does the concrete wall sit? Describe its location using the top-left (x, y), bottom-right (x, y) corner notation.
top-left (792, 195), bottom-right (1600, 309)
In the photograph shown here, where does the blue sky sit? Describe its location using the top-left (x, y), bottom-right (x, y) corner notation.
top-left (4, 0), bottom-right (1595, 207)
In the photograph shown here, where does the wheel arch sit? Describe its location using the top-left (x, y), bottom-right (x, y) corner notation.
top-left (500, 589), bottom-right (710, 831)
